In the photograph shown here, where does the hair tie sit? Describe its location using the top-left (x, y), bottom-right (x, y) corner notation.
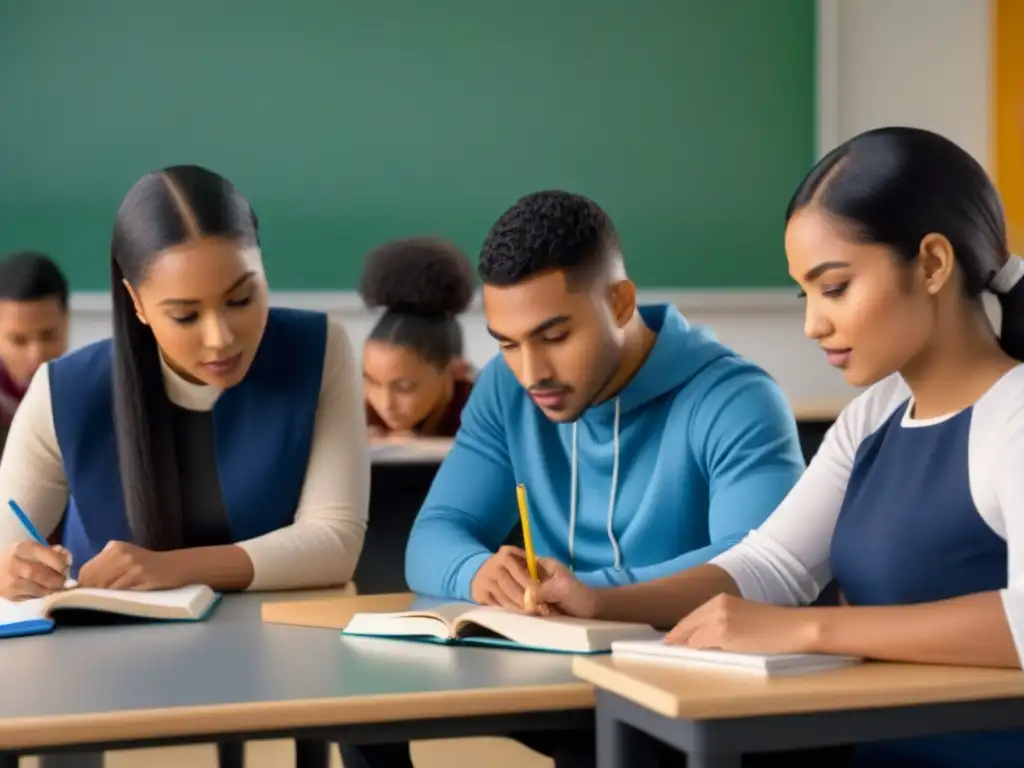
top-left (989, 254), bottom-right (1024, 295)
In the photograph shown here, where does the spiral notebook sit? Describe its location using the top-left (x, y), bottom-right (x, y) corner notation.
top-left (0, 583), bottom-right (220, 639)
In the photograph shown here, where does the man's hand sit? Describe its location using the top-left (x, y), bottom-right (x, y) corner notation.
top-left (523, 557), bottom-right (599, 619)
top-left (78, 541), bottom-right (185, 591)
top-left (470, 546), bottom-right (535, 610)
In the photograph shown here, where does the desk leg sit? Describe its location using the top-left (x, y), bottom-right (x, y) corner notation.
top-left (596, 700), bottom-right (641, 768)
top-left (0, 754), bottom-right (16, 768)
top-left (688, 752), bottom-right (742, 768)
top-left (295, 738), bottom-right (330, 768)
top-left (216, 741), bottom-right (244, 768)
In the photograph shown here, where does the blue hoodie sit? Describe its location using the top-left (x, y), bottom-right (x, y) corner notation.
top-left (405, 304), bottom-right (805, 601)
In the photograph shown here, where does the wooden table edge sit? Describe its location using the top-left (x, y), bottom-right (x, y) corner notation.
top-left (790, 397), bottom-right (853, 422)
top-left (0, 682), bottom-right (595, 751)
top-left (572, 656), bottom-right (1024, 721)
top-left (573, 656), bottom-right (682, 718)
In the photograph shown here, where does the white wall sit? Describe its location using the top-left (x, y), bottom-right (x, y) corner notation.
top-left (823, 0), bottom-right (991, 167)
top-left (63, 0), bottom-right (994, 403)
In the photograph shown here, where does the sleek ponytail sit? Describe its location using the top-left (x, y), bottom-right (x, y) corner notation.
top-left (110, 165), bottom-right (258, 550)
top-left (990, 254), bottom-right (1024, 362)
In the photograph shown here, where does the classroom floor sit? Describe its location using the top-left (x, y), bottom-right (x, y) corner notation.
top-left (20, 737), bottom-right (552, 767)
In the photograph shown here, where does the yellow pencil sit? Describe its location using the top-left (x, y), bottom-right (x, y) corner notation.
top-left (516, 483), bottom-right (539, 581)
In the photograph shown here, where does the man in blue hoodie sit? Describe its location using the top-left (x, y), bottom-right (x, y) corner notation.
top-left (406, 190), bottom-right (804, 604)
top-left (338, 191), bottom-right (807, 768)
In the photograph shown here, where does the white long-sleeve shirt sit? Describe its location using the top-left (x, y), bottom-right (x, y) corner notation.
top-left (712, 366), bottom-right (1024, 664)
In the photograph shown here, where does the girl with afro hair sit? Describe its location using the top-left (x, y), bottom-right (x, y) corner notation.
top-left (358, 236), bottom-right (476, 438)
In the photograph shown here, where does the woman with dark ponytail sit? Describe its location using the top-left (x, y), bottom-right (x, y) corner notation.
top-left (520, 128), bottom-right (1024, 766)
top-left (0, 165), bottom-right (369, 603)
top-left (358, 236), bottom-right (476, 438)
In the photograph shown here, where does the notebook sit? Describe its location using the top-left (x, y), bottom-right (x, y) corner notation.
top-left (0, 583), bottom-right (220, 639)
top-left (611, 638), bottom-right (862, 677)
top-left (342, 601), bottom-right (660, 654)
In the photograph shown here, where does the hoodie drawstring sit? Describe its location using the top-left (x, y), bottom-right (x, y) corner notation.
top-left (568, 396), bottom-right (622, 572)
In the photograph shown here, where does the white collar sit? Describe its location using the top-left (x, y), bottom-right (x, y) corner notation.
top-left (158, 352), bottom-right (223, 412)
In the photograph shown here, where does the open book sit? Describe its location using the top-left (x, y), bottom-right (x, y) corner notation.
top-left (0, 584), bottom-right (220, 639)
top-left (611, 638), bottom-right (862, 677)
top-left (343, 602), bottom-right (660, 654)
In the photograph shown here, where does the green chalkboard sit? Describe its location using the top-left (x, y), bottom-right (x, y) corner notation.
top-left (0, 1), bottom-right (815, 291)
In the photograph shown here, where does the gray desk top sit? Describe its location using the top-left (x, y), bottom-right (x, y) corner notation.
top-left (371, 440), bottom-right (452, 465)
top-left (0, 593), bottom-right (589, 750)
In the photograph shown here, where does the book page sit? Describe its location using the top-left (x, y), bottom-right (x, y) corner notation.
top-left (0, 577), bottom-right (79, 624)
top-left (0, 596), bottom-right (45, 625)
top-left (407, 601), bottom-right (474, 625)
top-left (453, 607), bottom-right (581, 646)
top-left (45, 584), bottom-right (214, 619)
top-left (345, 601), bottom-right (472, 635)
top-left (61, 584), bottom-right (206, 608)
top-left (454, 607), bottom-right (659, 653)
top-left (345, 612), bottom-right (452, 639)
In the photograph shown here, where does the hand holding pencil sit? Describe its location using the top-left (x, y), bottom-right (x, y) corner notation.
top-left (512, 483), bottom-right (597, 619)
top-left (514, 482), bottom-right (600, 618)
top-left (522, 557), bottom-right (598, 619)
top-left (467, 482), bottom-right (550, 611)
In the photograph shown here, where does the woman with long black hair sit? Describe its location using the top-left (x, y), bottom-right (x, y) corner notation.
top-left (0, 165), bottom-right (368, 767)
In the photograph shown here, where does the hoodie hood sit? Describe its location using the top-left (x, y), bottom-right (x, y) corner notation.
top-left (568, 303), bottom-right (736, 571)
top-left (583, 303), bottom-right (734, 424)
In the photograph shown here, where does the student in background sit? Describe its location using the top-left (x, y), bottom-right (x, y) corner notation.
top-left (0, 251), bottom-right (69, 448)
top-left (529, 128), bottom-right (1024, 767)
top-left (340, 190), bottom-right (807, 768)
top-left (359, 236), bottom-right (476, 439)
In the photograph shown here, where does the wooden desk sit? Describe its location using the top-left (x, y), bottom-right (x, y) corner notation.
top-left (789, 396), bottom-right (854, 461)
top-left (790, 396), bottom-right (853, 423)
top-left (574, 655), bottom-right (1024, 768)
top-left (370, 438), bottom-right (453, 465)
top-left (0, 592), bottom-right (592, 766)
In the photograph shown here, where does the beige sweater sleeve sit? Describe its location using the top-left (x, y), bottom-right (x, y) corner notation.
top-left (0, 366), bottom-right (68, 549)
top-left (0, 319), bottom-right (371, 591)
top-left (237, 320), bottom-right (370, 589)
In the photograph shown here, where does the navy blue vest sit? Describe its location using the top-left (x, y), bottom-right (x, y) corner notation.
top-left (832, 402), bottom-right (1022, 766)
top-left (832, 402), bottom-right (1006, 606)
top-left (49, 307), bottom-right (327, 570)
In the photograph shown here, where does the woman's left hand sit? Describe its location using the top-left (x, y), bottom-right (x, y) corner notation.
top-left (77, 541), bottom-right (185, 591)
top-left (665, 593), bottom-right (820, 654)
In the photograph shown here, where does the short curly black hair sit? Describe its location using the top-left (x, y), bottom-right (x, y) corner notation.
top-left (477, 190), bottom-right (621, 286)
top-left (360, 236), bottom-right (476, 368)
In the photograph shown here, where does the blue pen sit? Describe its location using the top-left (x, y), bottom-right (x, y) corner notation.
top-left (8, 499), bottom-right (48, 547)
top-left (8, 499), bottom-right (70, 582)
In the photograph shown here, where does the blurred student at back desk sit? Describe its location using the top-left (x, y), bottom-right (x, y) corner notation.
top-left (0, 251), bottom-right (69, 449)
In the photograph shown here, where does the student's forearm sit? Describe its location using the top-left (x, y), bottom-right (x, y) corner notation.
top-left (808, 591), bottom-right (1020, 668)
top-left (165, 545), bottom-right (255, 592)
top-left (405, 512), bottom-right (495, 599)
top-left (593, 564), bottom-right (741, 629)
top-left (575, 539), bottom-right (740, 589)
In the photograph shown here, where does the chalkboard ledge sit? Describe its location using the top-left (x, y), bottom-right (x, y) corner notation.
top-left (67, 288), bottom-right (802, 317)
